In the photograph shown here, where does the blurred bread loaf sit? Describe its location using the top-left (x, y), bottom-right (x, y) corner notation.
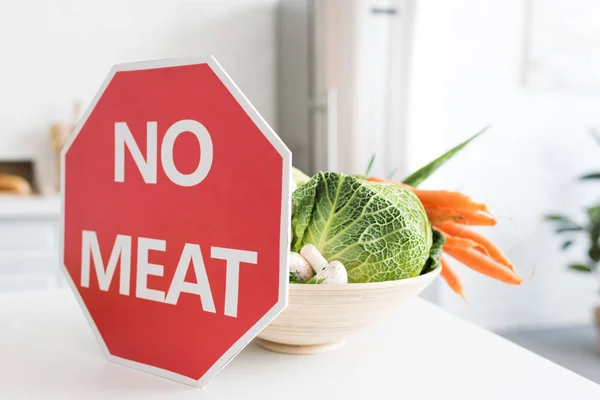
top-left (0, 174), bottom-right (32, 195)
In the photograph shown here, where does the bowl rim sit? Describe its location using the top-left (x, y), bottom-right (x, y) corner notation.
top-left (289, 264), bottom-right (441, 291)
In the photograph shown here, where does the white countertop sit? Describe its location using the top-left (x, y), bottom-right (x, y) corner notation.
top-left (0, 195), bottom-right (60, 218)
top-left (0, 290), bottom-right (598, 399)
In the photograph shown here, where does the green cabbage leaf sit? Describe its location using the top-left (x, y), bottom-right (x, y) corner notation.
top-left (421, 228), bottom-right (445, 275)
top-left (292, 167), bottom-right (311, 187)
top-left (291, 172), bottom-right (432, 282)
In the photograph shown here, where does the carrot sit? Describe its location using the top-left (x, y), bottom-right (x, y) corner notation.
top-left (426, 208), bottom-right (465, 225)
top-left (436, 222), bottom-right (515, 272)
top-left (440, 257), bottom-right (465, 299)
top-left (444, 246), bottom-right (521, 285)
top-left (462, 211), bottom-right (497, 226)
top-left (430, 209), bottom-right (466, 225)
top-left (411, 189), bottom-right (489, 213)
top-left (426, 208), bottom-right (497, 226)
top-left (368, 176), bottom-right (396, 184)
top-left (441, 234), bottom-right (490, 255)
top-left (367, 177), bottom-right (489, 213)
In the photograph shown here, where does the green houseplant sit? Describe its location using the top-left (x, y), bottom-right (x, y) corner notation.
top-left (545, 205), bottom-right (600, 279)
top-left (545, 131), bottom-right (600, 349)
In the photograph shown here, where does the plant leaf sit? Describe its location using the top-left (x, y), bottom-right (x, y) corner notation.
top-left (589, 246), bottom-right (600, 262)
top-left (591, 221), bottom-right (600, 245)
top-left (289, 272), bottom-right (300, 283)
top-left (403, 126), bottom-right (489, 187)
top-left (568, 264), bottom-right (593, 273)
top-left (421, 228), bottom-right (445, 275)
top-left (544, 214), bottom-right (571, 222)
top-left (589, 128), bottom-right (600, 147)
top-left (387, 167), bottom-right (399, 180)
top-left (562, 240), bottom-right (574, 250)
top-left (545, 214), bottom-right (583, 232)
top-left (365, 154), bottom-right (376, 176)
top-left (556, 226), bottom-right (584, 234)
top-left (579, 173), bottom-right (600, 180)
top-left (303, 276), bottom-right (321, 284)
top-left (292, 167), bottom-right (311, 187)
top-left (588, 205), bottom-right (600, 222)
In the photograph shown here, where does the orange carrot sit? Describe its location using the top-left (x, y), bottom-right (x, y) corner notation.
top-left (425, 208), bottom-right (463, 225)
top-left (462, 211), bottom-right (497, 226)
top-left (444, 246), bottom-right (521, 285)
top-left (426, 208), bottom-right (497, 226)
top-left (436, 222), bottom-right (514, 272)
top-left (367, 176), bottom-right (489, 213)
top-left (440, 257), bottom-right (465, 299)
top-left (427, 208), bottom-right (463, 225)
top-left (442, 234), bottom-right (490, 255)
top-left (368, 176), bottom-right (396, 184)
top-left (411, 189), bottom-right (489, 213)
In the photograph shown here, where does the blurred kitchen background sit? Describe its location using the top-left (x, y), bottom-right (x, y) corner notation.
top-left (1, 0), bottom-right (599, 383)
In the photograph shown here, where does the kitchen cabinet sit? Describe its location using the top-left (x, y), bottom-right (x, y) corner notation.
top-left (0, 196), bottom-right (62, 291)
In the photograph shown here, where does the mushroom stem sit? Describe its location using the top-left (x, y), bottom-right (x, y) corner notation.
top-left (300, 244), bottom-right (329, 273)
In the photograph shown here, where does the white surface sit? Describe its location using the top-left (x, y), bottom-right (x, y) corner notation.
top-left (0, 290), bottom-right (598, 399)
top-left (0, 0), bottom-right (277, 189)
top-left (411, 0), bottom-right (600, 330)
top-left (524, 0), bottom-right (600, 92)
top-left (0, 195), bottom-right (60, 218)
top-left (406, 0), bottom-right (448, 177)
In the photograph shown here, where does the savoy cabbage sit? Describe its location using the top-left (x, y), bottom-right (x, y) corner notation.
top-left (291, 172), bottom-right (433, 282)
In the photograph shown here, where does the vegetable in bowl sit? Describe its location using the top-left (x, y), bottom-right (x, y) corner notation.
top-left (288, 127), bottom-right (527, 297)
top-left (291, 171), bottom-right (441, 283)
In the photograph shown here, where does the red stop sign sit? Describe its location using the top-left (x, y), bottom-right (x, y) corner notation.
top-left (60, 58), bottom-right (291, 387)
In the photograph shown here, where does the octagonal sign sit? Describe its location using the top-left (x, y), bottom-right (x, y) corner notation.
top-left (60, 57), bottom-right (291, 387)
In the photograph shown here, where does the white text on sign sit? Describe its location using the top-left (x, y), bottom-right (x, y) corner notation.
top-left (80, 230), bottom-right (257, 318)
top-left (114, 120), bottom-right (213, 186)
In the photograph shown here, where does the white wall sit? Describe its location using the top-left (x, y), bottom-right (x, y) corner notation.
top-left (0, 0), bottom-right (277, 191)
top-left (410, 0), bottom-right (600, 330)
top-left (406, 0), bottom-right (448, 173)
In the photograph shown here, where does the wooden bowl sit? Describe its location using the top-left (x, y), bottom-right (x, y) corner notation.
top-left (256, 266), bottom-right (441, 354)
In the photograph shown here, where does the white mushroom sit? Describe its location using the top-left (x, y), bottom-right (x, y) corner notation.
top-left (300, 244), bottom-right (329, 273)
top-left (289, 252), bottom-right (314, 282)
top-left (315, 260), bottom-right (348, 284)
